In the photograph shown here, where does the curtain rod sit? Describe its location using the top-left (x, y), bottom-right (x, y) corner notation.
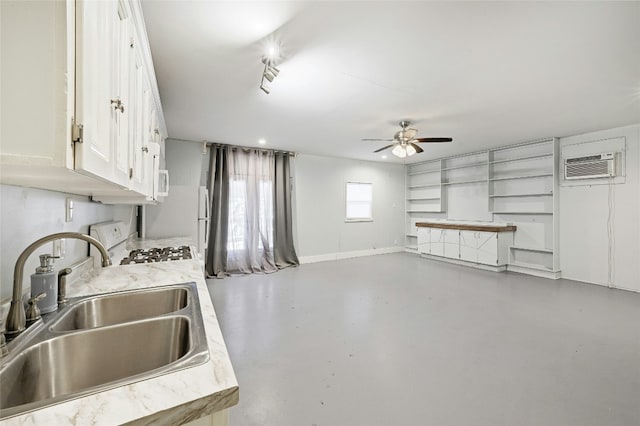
top-left (205, 141), bottom-right (296, 157)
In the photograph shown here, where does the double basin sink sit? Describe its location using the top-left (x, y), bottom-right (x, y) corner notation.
top-left (0, 282), bottom-right (209, 419)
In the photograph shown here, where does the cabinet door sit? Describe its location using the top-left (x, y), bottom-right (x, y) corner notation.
top-left (459, 231), bottom-right (477, 262)
top-left (476, 231), bottom-right (499, 265)
top-left (129, 45), bottom-right (147, 194)
top-left (75, 0), bottom-right (129, 187)
top-left (417, 228), bottom-right (430, 254)
top-left (430, 228), bottom-right (444, 257)
top-left (114, 9), bottom-right (134, 185)
top-left (443, 229), bottom-right (460, 259)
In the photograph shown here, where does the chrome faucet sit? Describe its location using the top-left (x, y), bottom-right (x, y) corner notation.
top-left (4, 232), bottom-right (112, 337)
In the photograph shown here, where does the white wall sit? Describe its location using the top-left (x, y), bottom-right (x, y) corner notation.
top-left (0, 184), bottom-right (135, 305)
top-left (293, 154), bottom-right (405, 260)
top-left (164, 139), bottom-right (209, 186)
top-left (559, 124), bottom-right (639, 292)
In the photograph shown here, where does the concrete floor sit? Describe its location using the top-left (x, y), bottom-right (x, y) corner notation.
top-left (207, 253), bottom-right (640, 426)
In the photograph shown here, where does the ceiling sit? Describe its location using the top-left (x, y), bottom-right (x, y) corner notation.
top-left (141, 1), bottom-right (640, 164)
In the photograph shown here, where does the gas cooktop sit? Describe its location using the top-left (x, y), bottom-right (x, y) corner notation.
top-left (120, 246), bottom-right (193, 265)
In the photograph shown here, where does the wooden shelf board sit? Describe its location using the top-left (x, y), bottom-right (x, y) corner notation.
top-left (441, 162), bottom-right (488, 171)
top-left (406, 234), bottom-right (417, 238)
top-left (509, 261), bottom-right (555, 272)
top-left (509, 246), bottom-right (553, 253)
top-left (407, 210), bottom-right (444, 213)
top-left (407, 197), bottom-right (441, 201)
top-left (492, 211), bottom-right (553, 215)
top-left (489, 192), bottom-right (553, 198)
top-left (408, 183), bottom-right (441, 189)
top-left (490, 153), bottom-right (553, 165)
top-left (405, 245), bottom-right (418, 251)
top-left (489, 173), bottom-right (553, 182)
top-left (442, 179), bottom-right (487, 185)
top-left (407, 170), bottom-right (440, 176)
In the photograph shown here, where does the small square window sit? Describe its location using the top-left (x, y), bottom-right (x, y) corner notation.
top-left (345, 182), bottom-right (373, 221)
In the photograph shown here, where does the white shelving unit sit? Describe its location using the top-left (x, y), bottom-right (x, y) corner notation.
top-left (404, 138), bottom-right (561, 278)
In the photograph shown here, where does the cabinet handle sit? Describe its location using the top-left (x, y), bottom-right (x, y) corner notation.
top-left (110, 98), bottom-right (125, 113)
top-left (141, 146), bottom-right (149, 153)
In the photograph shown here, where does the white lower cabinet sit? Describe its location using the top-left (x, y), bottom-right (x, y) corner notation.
top-left (417, 228), bottom-right (430, 254)
top-left (429, 228), bottom-right (445, 257)
top-left (476, 232), bottom-right (500, 265)
top-left (419, 226), bottom-right (513, 267)
top-left (443, 229), bottom-right (460, 259)
top-left (459, 230), bottom-right (477, 262)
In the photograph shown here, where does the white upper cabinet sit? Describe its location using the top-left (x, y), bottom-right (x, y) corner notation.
top-left (75, 0), bottom-right (129, 187)
top-left (0, 0), bottom-right (167, 199)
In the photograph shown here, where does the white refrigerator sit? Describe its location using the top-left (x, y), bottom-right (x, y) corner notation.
top-left (145, 185), bottom-right (209, 261)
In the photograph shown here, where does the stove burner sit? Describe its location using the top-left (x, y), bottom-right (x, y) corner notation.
top-left (120, 246), bottom-right (192, 265)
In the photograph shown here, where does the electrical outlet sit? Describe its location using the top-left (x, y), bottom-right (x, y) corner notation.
top-left (53, 239), bottom-right (65, 260)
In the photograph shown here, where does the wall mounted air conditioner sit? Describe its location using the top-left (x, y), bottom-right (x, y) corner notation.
top-left (564, 152), bottom-right (618, 180)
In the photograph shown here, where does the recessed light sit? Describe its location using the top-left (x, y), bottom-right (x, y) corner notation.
top-left (258, 138), bottom-right (266, 145)
top-left (266, 43), bottom-right (279, 61)
top-left (381, 155), bottom-right (387, 159)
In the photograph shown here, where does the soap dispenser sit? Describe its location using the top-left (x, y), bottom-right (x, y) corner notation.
top-left (30, 254), bottom-right (59, 314)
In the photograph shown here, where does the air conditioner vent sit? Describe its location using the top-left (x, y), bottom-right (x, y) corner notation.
top-left (564, 152), bottom-right (618, 180)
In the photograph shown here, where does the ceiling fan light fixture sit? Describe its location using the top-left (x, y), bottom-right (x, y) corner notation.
top-left (406, 144), bottom-right (417, 156)
top-left (392, 145), bottom-right (407, 158)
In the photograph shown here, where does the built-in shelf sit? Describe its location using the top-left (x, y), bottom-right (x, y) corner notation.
top-left (509, 246), bottom-right (553, 253)
top-left (442, 179), bottom-right (487, 185)
top-left (492, 211), bottom-right (553, 215)
top-left (408, 183), bottom-right (441, 189)
top-left (408, 170), bottom-right (441, 176)
top-left (441, 162), bottom-right (488, 171)
top-left (406, 138), bottom-right (559, 277)
top-left (489, 192), bottom-right (553, 198)
top-left (489, 173), bottom-right (553, 182)
top-left (490, 153), bottom-right (553, 165)
top-left (509, 261), bottom-right (555, 272)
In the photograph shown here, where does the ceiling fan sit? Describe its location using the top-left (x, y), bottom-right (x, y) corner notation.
top-left (363, 120), bottom-right (453, 158)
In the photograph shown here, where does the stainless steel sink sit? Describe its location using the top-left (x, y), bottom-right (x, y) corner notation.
top-left (51, 287), bottom-right (188, 331)
top-left (0, 282), bottom-right (209, 419)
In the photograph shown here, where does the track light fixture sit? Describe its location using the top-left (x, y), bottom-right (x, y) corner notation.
top-left (259, 56), bottom-right (281, 95)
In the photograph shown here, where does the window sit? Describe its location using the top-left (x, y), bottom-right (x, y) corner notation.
top-left (345, 182), bottom-right (373, 221)
top-left (227, 178), bottom-right (273, 252)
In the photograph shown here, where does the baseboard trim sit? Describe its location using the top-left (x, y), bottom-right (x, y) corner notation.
top-left (419, 253), bottom-right (507, 272)
top-left (507, 264), bottom-right (562, 280)
top-left (299, 247), bottom-right (404, 264)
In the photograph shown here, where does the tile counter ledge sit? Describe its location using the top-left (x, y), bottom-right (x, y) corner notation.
top-left (1, 237), bottom-right (239, 426)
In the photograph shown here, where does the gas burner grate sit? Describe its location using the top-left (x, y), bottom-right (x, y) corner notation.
top-left (120, 246), bottom-right (193, 265)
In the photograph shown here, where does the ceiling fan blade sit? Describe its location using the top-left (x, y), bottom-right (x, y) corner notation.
top-left (414, 137), bottom-right (453, 143)
top-left (362, 138), bottom-right (394, 142)
top-left (373, 144), bottom-right (395, 153)
top-left (409, 142), bottom-right (424, 153)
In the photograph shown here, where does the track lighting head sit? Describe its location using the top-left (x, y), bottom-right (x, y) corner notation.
top-left (260, 84), bottom-right (270, 95)
top-left (268, 65), bottom-right (280, 77)
top-left (263, 72), bottom-right (275, 83)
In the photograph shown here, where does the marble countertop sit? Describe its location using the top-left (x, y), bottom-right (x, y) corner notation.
top-left (1, 238), bottom-right (239, 425)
